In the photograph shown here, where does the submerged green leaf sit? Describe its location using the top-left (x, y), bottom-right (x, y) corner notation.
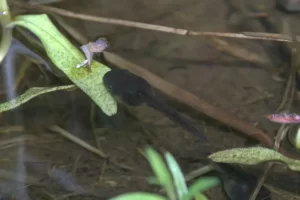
top-left (184, 177), bottom-right (220, 200)
top-left (0, 85), bottom-right (75, 112)
top-left (109, 192), bottom-right (167, 200)
top-left (145, 147), bottom-right (176, 200)
top-left (208, 147), bottom-right (300, 171)
top-left (10, 14), bottom-right (117, 116)
top-left (165, 152), bottom-right (188, 199)
top-left (194, 193), bottom-right (209, 200)
top-left (145, 147), bottom-right (173, 187)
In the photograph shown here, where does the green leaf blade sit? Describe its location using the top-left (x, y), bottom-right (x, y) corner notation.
top-left (184, 177), bottom-right (220, 200)
top-left (208, 147), bottom-right (284, 165)
top-left (145, 147), bottom-right (173, 188)
top-left (144, 147), bottom-right (177, 200)
top-left (11, 14), bottom-right (117, 116)
top-left (0, 85), bottom-right (75, 112)
top-left (165, 152), bottom-right (188, 199)
top-left (108, 192), bottom-right (167, 200)
top-left (208, 147), bottom-right (300, 171)
top-left (194, 193), bottom-right (209, 200)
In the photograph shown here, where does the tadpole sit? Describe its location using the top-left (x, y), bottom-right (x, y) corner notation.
top-left (103, 69), bottom-right (208, 141)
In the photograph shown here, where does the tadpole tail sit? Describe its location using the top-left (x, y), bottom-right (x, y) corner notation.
top-left (145, 96), bottom-right (208, 141)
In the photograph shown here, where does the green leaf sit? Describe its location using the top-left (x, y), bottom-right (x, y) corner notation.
top-left (0, 85), bottom-right (75, 112)
top-left (0, 0), bottom-right (13, 64)
top-left (145, 147), bottom-right (173, 187)
top-left (9, 14), bottom-right (117, 116)
top-left (165, 152), bottom-right (188, 199)
top-left (294, 126), bottom-right (300, 149)
top-left (208, 147), bottom-right (300, 171)
top-left (194, 193), bottom-right (209, 200)
top-left (109, 192), bottom-right (167, 200)
top-left (184, 177), bottom-right (220, 200)
top-left (145, 147), bottom-right (176, 200)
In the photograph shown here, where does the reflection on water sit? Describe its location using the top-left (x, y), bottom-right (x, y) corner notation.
top-left (1, 40), bottom-right (29, 199)
top-left (0, 39), bottom-right (87, 199)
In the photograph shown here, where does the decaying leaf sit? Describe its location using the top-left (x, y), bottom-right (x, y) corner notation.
top-left (266, 113), bottom-right (300, 124)
top-left (0, 85), bottom-right (76, 112)
top-left (8, 14), bottom-right (117, 116)
top-left (208, 147), bottom-right (300, 171)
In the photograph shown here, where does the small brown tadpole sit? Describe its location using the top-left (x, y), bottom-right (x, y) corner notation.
top-left (76, 38), bottom-right (108, 68)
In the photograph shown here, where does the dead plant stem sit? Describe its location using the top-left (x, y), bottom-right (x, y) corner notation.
top-left (10, 1), bottom-right (295, 42)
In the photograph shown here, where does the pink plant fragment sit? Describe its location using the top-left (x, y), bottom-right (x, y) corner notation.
top-left (266, 113), bottom-right (300, 124)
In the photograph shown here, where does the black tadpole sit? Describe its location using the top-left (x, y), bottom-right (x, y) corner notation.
top-left (103, 69), bottom-right (208, 141)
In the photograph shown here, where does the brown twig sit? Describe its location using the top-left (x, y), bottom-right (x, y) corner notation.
top-left (48, 125), bottom-right (134, 171)
top-left (51, 15), bottom-right (88, 45)
top-left (206, 37), bottom-right (271, 67)
top-left (249, 125), bottom-right (290, 200)
top-left (48, 125), bottom-right (108, 158)
top-left (10, 1), bottom-right (295, 42)
top-left (11, 1), bottom-right (187, 35)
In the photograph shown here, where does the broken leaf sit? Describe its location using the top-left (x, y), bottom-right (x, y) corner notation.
top-left (0, 85), bottom-right (75, 112)
top-left (9, 14), bottom-right (117, 116)
top-left (208, 147), bottom-right (300, 172)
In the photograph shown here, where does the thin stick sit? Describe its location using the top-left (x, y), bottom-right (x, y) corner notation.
top-left (51, 15), bottom-right (88, 45)
top-left (249, 125), bottom-right (290, 200)
top-left (206, 37), bottom-right (270, 66)
top-left (184, 165), bottom-right (214, 182)
top-left (275, 74), bottom-right (294, 113)
top-left (11, 1), bottom-right (295, 42)
top-left (188, 31), bottom-right (292, 42)
top-left (48, 125), bottom-right (107, 158)
top-left (11, 1), bottom-right (187, 35)
top-left (48, 125), bottom-right (134, 171)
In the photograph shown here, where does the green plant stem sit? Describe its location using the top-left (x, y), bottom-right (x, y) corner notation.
top-left (184, 165), bottom-right (214, 182)
top-left (166, 187), bottom-right (177, 200)
top-left (0, 27), bottom-right (12, 62)
top-left (0, 0), bottom-right (9, 19)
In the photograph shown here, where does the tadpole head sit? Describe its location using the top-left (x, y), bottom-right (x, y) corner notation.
top-left (103, 69), bottom-right (151, 106)
top-left (103, 69), bottom-right (128, 96)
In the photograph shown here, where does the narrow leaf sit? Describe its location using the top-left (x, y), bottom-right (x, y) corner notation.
top-left (145, 147), bottom-right (173, 188)
top-left (194, 193), bottom-right (209, 200)
top-left (208, 147), bottom-right (300, 171)
top-left (165, 152), bottom-right (188, 199)
top-left (109, 192), bottom-right (167, 200)
top-left (184, 177), bottom-right (220, 200)
top-left (145, 147), bottom-right (176, 200)
top-left (10, 14), bottom-right (117, 116)
top-left (0, 85), bottom-right (75, 112)
top-left (0, 0), bottom-right (13, 63)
